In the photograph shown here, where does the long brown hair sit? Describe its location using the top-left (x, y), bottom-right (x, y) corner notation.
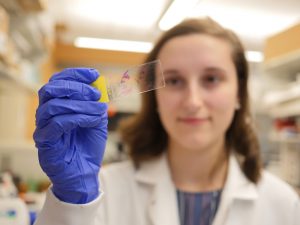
top-left (119, 18), bottom-right (262, 183)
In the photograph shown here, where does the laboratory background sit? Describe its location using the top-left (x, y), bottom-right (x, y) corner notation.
top-left (0, 0), bottom-right (300, 224)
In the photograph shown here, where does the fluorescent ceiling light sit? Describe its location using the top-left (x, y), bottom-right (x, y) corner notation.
top-left (74, 37), bottom-right (263, 62)
top-left (74, 37), bottom-right (153, 53)
top-left (245, 51), bottom-right (264, 63)
top-left (159, 0), bottom-right (200, 31)
top-left (189, 3), bottom-right (299, 40)
top-left (70, 0), bottom-right (165, 29)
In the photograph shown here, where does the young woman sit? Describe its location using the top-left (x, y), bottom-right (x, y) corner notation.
top-left (33, 18), bottom-right (299, 225)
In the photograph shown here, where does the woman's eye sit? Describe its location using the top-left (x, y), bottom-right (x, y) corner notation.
top-left (165, 78), bottom-right (183, 87)
top-left (203, 75), bottom-right (221, 86)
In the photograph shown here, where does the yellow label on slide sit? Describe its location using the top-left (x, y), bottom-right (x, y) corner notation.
top-left (91, 76), bottom-right (109, 103)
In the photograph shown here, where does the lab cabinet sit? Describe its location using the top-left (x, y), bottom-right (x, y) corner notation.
top-left (263, 23), bottom-right (300, 118)
top-left (263, 22), bottom-right (300, 191)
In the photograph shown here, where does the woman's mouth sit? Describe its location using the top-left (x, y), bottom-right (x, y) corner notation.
top-left (178, 117), bottom-right (209, 125)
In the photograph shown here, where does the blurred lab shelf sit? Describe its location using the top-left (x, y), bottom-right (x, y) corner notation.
top-left (263, 23), bottom-right (300, 118)
top-left (267, 97), bottom-right (300, 118)
top-left (269, 132), bottom-right (300, 144)
top-left (0, 63), bottom-right (40, 94)
top-left (263, 82), bottom-right (300, 106)
top-left (264, 22), bottom-right (300, 80)
top-left (0, 140), bottom-right (36, 153)
top-left (263, 81), bottom-right (300, 118)
top-left (263, 48), bottom-right (300, 79)
top-left (295, 187), bottom-right (300, 195)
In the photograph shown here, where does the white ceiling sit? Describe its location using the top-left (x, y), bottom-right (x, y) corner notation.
top-left (47, 0), bottom-right (300, 51)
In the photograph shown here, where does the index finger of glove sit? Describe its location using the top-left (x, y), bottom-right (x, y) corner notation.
top-left (50, 68), bottom-right (99, 84)
top-left (33, 113), bottom-right (106, 145)
top-left (38, 80), bottom-right (101, 105)
top-left (36, 98), bottom-right (107, 129)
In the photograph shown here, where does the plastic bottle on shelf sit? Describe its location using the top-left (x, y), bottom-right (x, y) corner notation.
top-left (0, 172), bottom-right (30, 225)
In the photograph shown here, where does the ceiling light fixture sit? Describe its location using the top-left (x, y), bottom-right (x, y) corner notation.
top-left (74, 37), bottom-right (153, 53)
top-left (189, 3), bottom-right (298, 41)
top-left (74, 38), bottom-right (263, 63)
top-left (159, 0), bottom-right (200, 31)
top-left (245, 51), bottom-right (264, 63)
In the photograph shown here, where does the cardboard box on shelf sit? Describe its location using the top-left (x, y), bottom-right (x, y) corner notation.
top-left (0, 37), bottom-right (21, 73)
top-left (18, 0), bottom-right (47, 12)
top-left (4, 38), bottom-right (20, 68)
top-left (0, 5), bottom-right (9, 34)
top-left (0, 5), bottom-right (21, 71)
top-left (0, 34), bottom-right (7, 61)
top-left (0, 5), bottom-right (9, 62)
top-left (0, 91), bottom-right (28, 141)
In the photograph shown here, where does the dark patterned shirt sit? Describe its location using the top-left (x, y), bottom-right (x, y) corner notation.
top-left (177, 189), bottom-right (222, 225)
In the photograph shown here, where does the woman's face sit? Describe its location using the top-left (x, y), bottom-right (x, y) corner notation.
top-left (155, 34), bottom-right (238, 152)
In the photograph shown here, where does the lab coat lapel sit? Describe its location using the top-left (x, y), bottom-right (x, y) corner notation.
top-left (135, 154), bottom-right (259, 225)
top-left (135, 154), bottom-right (180, 225)
top-left (213, 155), bottom-right (259, 225)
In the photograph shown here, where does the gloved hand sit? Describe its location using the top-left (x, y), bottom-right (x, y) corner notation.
top-left (33, 68), bottom-right (108, 204)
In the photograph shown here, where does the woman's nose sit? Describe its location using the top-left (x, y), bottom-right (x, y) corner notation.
top-left (183, 82), bottom-right (204, 111)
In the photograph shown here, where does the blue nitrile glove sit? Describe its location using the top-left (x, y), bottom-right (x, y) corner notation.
top-left (33, 68), bottom-right (108, 204)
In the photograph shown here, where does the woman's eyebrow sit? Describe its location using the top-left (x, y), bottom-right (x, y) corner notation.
top-left (163, 69), bottom-right (181, 76)
top-left (163, 67), bottom-right (227, 77)
top-left (204, 67), bottom-right (226, 74)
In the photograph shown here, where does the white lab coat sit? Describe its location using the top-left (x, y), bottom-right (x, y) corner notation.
top-left (34, 154), bottom-right (300, 225)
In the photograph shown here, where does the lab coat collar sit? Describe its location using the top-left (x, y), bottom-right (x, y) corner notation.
top-left (134, 154), bottom-right (169, 184)
top-left (135, 153), bottom-right (258, 199)
top-left (134, 153), bottom-right (259, 225)
top-left (135, 154), bottom-right (180, 225)
top-left (213, 154), bottom-right (258, 225)
top-left (223, 154), bottom-right (258, 200)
